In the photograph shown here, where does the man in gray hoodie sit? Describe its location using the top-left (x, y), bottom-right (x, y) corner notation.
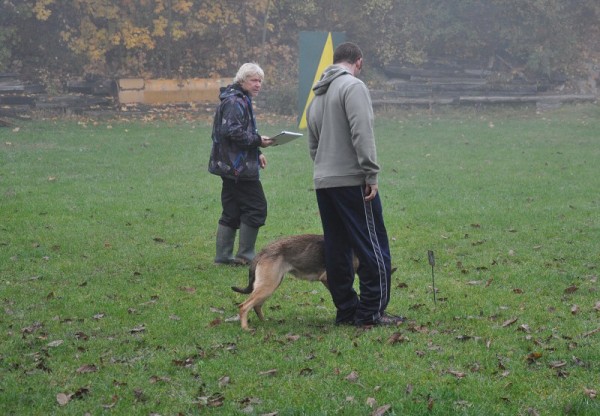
top-left (306, 42), bottom-right (403, 327)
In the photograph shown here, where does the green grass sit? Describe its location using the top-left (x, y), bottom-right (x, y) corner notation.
top-left (1, 104), bottom-right (599, 415)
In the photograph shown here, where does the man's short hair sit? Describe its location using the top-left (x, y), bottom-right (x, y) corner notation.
top-left (234, 63), bottom-right (264, 84)
top-left (333, 42), bottom-right (363, 65)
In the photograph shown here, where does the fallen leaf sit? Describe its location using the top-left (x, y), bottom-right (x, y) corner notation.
top-left (372, 404), bottom-right (391, 416)
top-left (526, 352), bottom-right (543, 364)
top-left (71, 387), bottom-right (90, 399)
top-left (571, 305), bottom-right (579, 315)
top-left (76, 364), bottom-right (98, 374)
top-left (180, 286), bottom-right (196, 293)
top-left (130, 325), bottom-right (146, 333)
top-left (366, 397), bottom-right (377, 407)
top-left (47, 340), bottom-right (64, 348)
top-left (387, 332), bottom-right (409, 344)
top-left (218, 376), bottom-right (230, 387)
top-left (448, 370), bottom-right (466, 378)
top-left (581, 327), bottom-right (600, 337)
top-left (345, 371), bottom-right (359, 382)
top-left (172, 357), bottom-right (195, 367)
top-left (133, 388), bottom-right (145, 402)
top-left (259, 369), bottom-right (277, 377)
top-left (549, 361), bottom-right (567, 369)
top-left (209, 318), bottom-right (222, 327)
top-left (502, 317), bottom-right (518, 327)
top-left (149, 375), bottom-right (171, 383)
top-left (584, 388), bottom-right (597, 399)
top-left (224, 315), bottom-right (240, 322)
top-left (564, 285), bottom-right (578, 294)
top-left (74, 332), bottom-right (89, 341)
top-left (56, 393), bottom-right (71, 406)
top-left (286, 334), bottom-right (301, 342)
top-left (101, 395), bottom-right (118, 409)
top-left (455, 335), bottom-right (472, 341)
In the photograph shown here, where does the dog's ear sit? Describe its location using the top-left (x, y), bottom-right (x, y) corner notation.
top-left (390, 267), bottom-right (397, 275)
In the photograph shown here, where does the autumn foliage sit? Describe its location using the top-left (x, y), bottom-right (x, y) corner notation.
top-left (0, 0), bottom-right (599, 87)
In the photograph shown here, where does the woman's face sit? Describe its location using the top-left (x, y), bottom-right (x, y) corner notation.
top-left (241, 75), bottom-right (263, 97)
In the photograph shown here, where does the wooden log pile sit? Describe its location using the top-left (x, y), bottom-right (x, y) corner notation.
top-left (371, 57), bottom-right (597, 107)
top-left (0, 73), bottom-right (115, 120)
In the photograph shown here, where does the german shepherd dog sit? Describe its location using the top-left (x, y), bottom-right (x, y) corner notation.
top-left (231, 234), bottom-right (358, 330)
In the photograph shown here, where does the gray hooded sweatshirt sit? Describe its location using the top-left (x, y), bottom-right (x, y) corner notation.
top-left (306, 64), bottom-right (380, 189)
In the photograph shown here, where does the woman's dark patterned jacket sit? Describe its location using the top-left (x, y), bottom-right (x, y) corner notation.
top-left (208, 83), bottom-right (262, 181)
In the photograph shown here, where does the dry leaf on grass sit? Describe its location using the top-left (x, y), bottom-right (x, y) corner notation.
top-left (47, 340), bottom-right (63, 347)
top-left (101, 395), bottom-right (118, 409)
top-left (129, 324), bottom-right (145, 333)
top-left (345, 371), bottom-right (360, 382)
top-left (526, 352), bottom-right (543, 363)
top-left (502, 317), bottom-right (518, 327)
top-left (149, 375), bottom-right (171, 383)
top-left (56, 393), bottom-right (70, 406)
top-left (218, 376), bottom-right (230, 387)
top-left (581, 327), bottom-right (600, 337)
top-left (209, 318), bottom-right (222, 327)
top-left (387, 332), bottom-right (409, 344)
top-left (56, 387), bottom-right (91, 406)
top-left (564, 285), bottom-right (578, 294)
top-left (584, 388), bottom-right (597, 399)
top-left (372, 404), bottom-right (391, 415)
top-left (76, 364), bottom-right (98, 374)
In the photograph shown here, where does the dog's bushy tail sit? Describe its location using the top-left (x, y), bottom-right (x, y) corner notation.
top-left (231, 265), bottom-right (255, 294)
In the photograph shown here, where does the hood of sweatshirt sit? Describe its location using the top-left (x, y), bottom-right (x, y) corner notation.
top-left (312, 65), bottom-right (352, 96)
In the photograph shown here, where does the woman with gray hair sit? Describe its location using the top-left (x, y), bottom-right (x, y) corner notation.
top-left (209, 63), bottom-right (274, 265)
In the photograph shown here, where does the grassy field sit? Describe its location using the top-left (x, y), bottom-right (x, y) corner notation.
top-left (1, 104), bottom-right (599, 415)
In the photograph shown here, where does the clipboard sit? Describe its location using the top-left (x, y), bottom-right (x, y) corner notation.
top-left (271, 130), bottom-right (303, 146)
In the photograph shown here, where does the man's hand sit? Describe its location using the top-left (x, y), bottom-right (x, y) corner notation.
top-left (259, 154), bottom-right (267, 169)
top-left (364, 183), bottom-right (378, 201)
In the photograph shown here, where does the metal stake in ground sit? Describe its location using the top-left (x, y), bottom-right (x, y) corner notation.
top-left (427, 250), bottom-right (436, 305)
